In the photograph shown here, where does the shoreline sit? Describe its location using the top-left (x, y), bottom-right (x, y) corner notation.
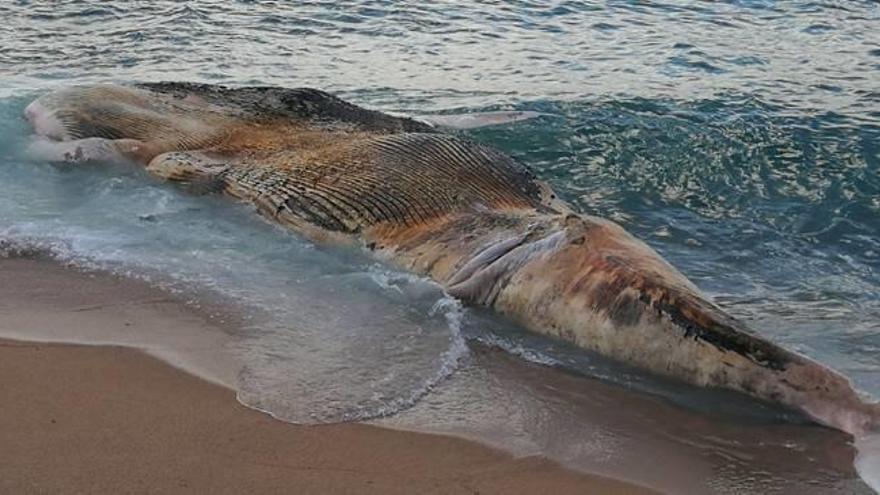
top-left (0, 256), bottom-right (654, 494)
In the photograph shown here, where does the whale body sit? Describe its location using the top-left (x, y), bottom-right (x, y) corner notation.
top-left (23, 83), bottom-right (880, 444)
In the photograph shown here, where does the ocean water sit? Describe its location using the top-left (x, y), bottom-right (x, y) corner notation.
top-left (2, 1), bottom-right (879, 493)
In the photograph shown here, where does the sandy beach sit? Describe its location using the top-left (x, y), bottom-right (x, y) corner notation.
top-left (0, 257), bottom-right (653, 494)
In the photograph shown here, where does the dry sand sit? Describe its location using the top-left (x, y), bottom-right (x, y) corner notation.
top-left (0, 257), bottom-right (654, 494)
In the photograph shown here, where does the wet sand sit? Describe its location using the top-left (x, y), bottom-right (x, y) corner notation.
top-left (0, 257), bottom-right (653, 494)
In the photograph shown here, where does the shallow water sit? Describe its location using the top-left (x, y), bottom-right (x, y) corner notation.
top-left (2, 1), bottom-right (879, 493)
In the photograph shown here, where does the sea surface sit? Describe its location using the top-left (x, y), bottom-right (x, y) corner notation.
top-left (1, 1), bottom-right (879, 493)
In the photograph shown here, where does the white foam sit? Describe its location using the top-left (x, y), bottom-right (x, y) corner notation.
top-left (23, 99), bottom-right (66, 140)
top-left (856, 434), bottom-right (880, 493)
top-left (359, 296), bottom-right (469, 420)
top-left (476, 332), bottom-right (561, 368)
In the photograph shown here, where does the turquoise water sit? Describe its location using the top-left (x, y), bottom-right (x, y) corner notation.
top-left (2, 1), bottom-right (879, 493)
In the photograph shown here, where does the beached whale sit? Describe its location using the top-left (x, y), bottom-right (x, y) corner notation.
top-left (23, 83), bottom-right (880, 457)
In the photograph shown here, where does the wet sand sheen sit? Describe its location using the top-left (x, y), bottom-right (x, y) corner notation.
top-left (0, 257), bottom-right (652, 494)
top-left (0, 257), bottom-right (241, 388)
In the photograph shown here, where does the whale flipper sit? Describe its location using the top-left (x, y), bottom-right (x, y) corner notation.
top-left (416, 111), bottom-right (549, 130)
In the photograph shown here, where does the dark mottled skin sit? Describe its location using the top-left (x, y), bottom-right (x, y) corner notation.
top-left (136, 82), bottom-right (435, 133)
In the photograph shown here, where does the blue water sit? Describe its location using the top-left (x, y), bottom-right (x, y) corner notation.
top-left (2, 1), bottom-right (879, 493)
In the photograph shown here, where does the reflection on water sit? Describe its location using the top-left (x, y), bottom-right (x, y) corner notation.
top-left (3, 1), bottom-right (879, 115)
